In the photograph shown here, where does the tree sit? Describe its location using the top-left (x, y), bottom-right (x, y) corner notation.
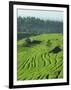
top-left (47, 40), bottom-right (52, 47)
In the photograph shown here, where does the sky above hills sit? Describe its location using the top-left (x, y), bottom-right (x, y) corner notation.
top-left (17, 9), bottom-right (63, 21)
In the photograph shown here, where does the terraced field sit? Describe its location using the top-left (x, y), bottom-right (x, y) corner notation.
top-left (17, 34), bottom-right (63, 80)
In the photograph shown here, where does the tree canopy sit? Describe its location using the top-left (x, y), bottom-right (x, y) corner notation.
top-left (17, 16), bottom-right (63, 40)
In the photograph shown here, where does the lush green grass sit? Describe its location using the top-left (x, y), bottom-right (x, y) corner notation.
top-left (17, 34), bottom-right (63, 80)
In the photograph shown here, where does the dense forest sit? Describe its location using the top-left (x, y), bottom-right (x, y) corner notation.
top-left (17, 16), bottom-right (63, 40)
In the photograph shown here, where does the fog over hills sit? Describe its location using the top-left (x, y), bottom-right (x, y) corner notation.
top-left (17, 9), bottom-right (63, 21)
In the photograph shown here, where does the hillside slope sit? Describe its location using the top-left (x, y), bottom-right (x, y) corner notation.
top-left (17, 34), bottom-right (63, 80)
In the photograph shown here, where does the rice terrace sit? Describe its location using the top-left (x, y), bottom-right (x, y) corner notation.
top-left (17, 10), bottom-right (63, 80)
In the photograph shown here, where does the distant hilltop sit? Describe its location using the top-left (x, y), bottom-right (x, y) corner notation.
top-left (17, 17), bottom-right (63, 40)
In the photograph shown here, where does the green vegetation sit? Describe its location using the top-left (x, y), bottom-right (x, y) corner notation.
top-left (17, 17), bottom-right (63, 40)
top-left (17, 34), bottom-right (63, 80)
top-left (17, 16), bottom-right (63, 80)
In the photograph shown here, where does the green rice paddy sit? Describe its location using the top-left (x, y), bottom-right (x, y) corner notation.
top-left (17, 34), bottom-right (63, 80)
